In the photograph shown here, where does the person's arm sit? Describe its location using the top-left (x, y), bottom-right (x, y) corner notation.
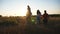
top-left (42, 14), bottom-right (45, 19)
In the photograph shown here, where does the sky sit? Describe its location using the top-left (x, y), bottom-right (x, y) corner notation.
top-left (0, 0), bottom-right (60, 16)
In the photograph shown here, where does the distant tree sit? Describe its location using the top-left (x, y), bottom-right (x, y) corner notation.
top-left (0, 15), bottom-right (2, 17)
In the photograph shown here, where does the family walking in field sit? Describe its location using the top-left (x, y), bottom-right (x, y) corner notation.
top-left (26, 5), bottom-right (49, 25)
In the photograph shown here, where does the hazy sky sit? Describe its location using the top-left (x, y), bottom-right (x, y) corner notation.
top-left (0, 0), bottom-right (60, 16)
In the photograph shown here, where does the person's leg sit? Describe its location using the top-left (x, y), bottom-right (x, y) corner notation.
top-left (43, 19), bottom-right (45, 24)
top-left (39, 19), bottom-right (40, 24)
top-left (45, 19), bottom-right (48, 25)
top-left (43, 19), bottom-right (46, 25)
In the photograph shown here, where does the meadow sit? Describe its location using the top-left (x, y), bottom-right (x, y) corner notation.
top-left (0, 16), bottom-right (60, 34)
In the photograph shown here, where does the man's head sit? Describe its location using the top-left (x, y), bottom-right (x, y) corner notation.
top-left (44, 10), bottom-right (47, 13)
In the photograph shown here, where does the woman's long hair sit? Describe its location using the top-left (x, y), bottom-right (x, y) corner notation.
top-left (37, 10), bottom-right (41, 15)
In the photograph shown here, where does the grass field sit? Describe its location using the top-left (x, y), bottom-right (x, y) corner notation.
top-left (0, 16), bottom-right (60, 34)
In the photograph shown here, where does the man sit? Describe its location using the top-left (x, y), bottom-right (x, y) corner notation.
top-left (43, 10), bottom-right (48, 25)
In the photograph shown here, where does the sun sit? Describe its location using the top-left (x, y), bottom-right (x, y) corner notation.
top-left (20, 8), bottom-right (27, 16)
top-left (16, 6), bottom-right (27, 16)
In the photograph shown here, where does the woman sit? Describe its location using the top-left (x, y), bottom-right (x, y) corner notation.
top-left (36, 10), bottom-right (41, 24)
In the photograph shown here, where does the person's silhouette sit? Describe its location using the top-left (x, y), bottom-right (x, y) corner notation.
top-left (43, 10), bottom-right (48, 25)
top-left (26, 5), bottom-right (32, 24)
top-left (36, 10), bottom-right (41, 24)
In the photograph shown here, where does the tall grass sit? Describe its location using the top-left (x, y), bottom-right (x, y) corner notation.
top-left (0, 16), bottom-right (60, 34)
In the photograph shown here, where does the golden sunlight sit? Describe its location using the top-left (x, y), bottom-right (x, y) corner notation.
top-left (16, 6), bottom-right (27, 16)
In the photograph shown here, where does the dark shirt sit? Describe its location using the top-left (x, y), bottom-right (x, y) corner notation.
top-left (43, 13), bottom-right (48, 19)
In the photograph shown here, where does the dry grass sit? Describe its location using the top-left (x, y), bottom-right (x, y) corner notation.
top-left (0, 16), bottom-right (60, 34)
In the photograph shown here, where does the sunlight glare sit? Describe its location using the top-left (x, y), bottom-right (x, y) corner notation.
top-left (16, 6), bottom-right (27, 16)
